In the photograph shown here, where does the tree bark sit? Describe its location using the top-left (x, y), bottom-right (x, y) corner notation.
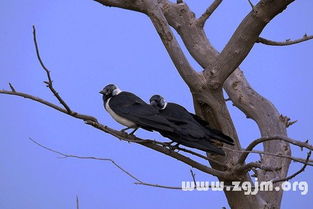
top-left (91, 0), bottom-right (298, 208)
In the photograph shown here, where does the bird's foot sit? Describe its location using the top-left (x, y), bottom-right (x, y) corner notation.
top-left (162, 141), bottom-right (174, 148)
top-left (163, 142), bottom-right (180, 151)
top-left (129, 127), bottom-right (138, 135)
top-left (120, 127), bottom-right (138, 136)
top-left (120, 127), bottom-right (131, 133)
top-left (171, 143), bottom-right (180, 150)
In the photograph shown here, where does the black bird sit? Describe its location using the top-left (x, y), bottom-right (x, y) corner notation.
top-left (150, 95), bottom-right (234, 150)
top-left (99, 84), bottom-right (177, 135)
top-left (99, 85), bottom-right (226, 155)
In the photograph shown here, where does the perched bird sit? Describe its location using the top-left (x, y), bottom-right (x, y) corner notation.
top-left (99, 84), bottom-right (177, 135)
top-left (99, 84), bottom-right (228, 155)
top-left (150, 95), bottom-right (234, 152)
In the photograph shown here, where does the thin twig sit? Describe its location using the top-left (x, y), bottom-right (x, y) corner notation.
top-left (273, 151), bottom-right (311, 184)
top-left (134, 182), bottom-right (182, 190)
top-left (29, 137), bottom-right (144, 183)
top-left (29, 137), bottom-right (183, 190)
top-left (0, 90), bottom-right (97, 122)
top-left (257, 35), bottom-right (313, 46)
top-left (197, 0), bottom-right (222, 27)
top-left (32, 25), bottom-right (72, 113)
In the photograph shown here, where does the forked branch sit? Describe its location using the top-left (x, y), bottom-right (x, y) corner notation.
top-left (33, 26), bottom-right (72, 114)
top-left (223, 146), bottom-right (313, 166)
top-left (204, 0), bottom-right (296, 88)
top-left (238, 136), bottom-right (313, 164)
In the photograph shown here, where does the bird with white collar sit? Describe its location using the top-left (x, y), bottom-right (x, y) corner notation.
top-left (99, 84), bottom-right (176, 135)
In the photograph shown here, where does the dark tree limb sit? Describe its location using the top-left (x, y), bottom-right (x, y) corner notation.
top-left (257, 34), bottom-right (313, 46)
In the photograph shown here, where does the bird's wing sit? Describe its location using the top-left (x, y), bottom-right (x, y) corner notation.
top-left (110, 92), bottom-right (175, 132)
top-left (191, 113), bottom-right (234, 145)
top-left (162, 103), bottom-right (208, 139)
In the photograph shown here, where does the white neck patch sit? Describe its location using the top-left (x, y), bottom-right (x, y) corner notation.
top-left (112, 88), bottom-right (122, 96)
top-left (161, 101), bottom-right (168, 110)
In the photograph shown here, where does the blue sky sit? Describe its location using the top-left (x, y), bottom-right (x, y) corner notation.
top-left (0, 0), bottom-right (312, 208)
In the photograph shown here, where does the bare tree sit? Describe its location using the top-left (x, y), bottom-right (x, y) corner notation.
top-left (1, 1), bottom-right (312, 209)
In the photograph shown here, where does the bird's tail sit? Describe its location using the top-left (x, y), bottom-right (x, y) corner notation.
top-left (180, 138), bottom-right (225, 155)
top-left (205, 128), bottom-right (234, 145)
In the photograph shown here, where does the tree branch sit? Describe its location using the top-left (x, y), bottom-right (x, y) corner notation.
top-left (196, 0), bottom-right (223, 27)
top-left (223, 146), bottom-right (313, 166)
top-left (144, 1), bottom-right (204, 90)
top-left (257, 34), bottom-right (313, 46)
top-left (0, 25), bottom-right (233, 179)
top-left (204, 0), bottom-right (295, 88)
top-left (30, 137), bottom-right (144, 183)
top-left (272, 151), bottom-right (311, 184)
top-left (33, 26), bottom-right (72, 114)
top-left (134, 182), bottom-right (181, 190)
top-left (0, 89), bottom-right (97, 122)
top-left (85, 120), bottom-right (231, 178)
top-left (93, 0), bottom-right (146, 13)
top-left (238, 136), bottom-right (313, 164)
top-left (29, 137), bottom-right (184, 190)
top-left (173, 145), bottom-right (226, 168)
top-left (236, 162), bottom-right (281, 175)
top-left (93, 1), bottom-right (203, 90)
top-left (0, 85), bottom-right (229, 178)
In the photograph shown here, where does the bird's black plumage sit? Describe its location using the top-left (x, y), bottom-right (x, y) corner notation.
top-left (99, 85), bottom-right (228, 155)
top-left (150, 95), bottom-right (234, 154)
top-left (100, 84), bottom-right (176, 134)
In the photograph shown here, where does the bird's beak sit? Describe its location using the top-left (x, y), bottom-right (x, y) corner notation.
top-left (99, 90), bottom-right (105, 94)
